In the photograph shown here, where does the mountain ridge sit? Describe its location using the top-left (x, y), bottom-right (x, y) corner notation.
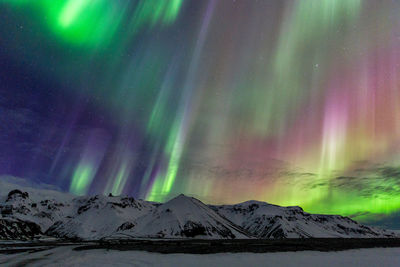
top-left (0, 183), bottom-right (397, 240)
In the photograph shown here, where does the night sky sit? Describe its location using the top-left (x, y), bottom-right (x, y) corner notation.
top-left (1, 0), bottom-right (400, 228)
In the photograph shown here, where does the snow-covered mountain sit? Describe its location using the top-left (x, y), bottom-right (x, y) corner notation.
top-left (0, 183), bottom-right (74, 240)
top-left (0, 189), bottom-right (155, 240)
top-left (211, 200), bottom-right (396, 238)
top-left (117, 194), bottom-right (250, 239)
top-left (46, 195), bottom-right (154, 240)
top-left (2, 189), bottom-right (74, 231)
top-left (0, 178), bottom-right (397, 240)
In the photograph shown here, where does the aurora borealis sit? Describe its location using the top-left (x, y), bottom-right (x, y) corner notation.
top-left (1, 0), bottom-right (400, 228)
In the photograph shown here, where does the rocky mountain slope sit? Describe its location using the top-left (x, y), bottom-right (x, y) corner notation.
top-left (0, 218), bottom-right (41, 240)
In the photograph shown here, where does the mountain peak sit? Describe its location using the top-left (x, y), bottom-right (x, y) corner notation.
top-left (162, 194), bottom-right (203, 212)
top-left (7, 189), bottom-right (29, 201)
top-left (236, 200), bottom-right (271, 206)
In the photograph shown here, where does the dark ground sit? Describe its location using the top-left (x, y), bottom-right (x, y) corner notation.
top-left (2, 238), bottom-right (400, 254)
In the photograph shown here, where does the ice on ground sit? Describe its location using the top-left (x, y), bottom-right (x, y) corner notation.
top-left (0, 246), bottom-right (399, 267)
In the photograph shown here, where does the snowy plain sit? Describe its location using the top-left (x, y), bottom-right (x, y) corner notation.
top-left (0, 246), bottom-right (400, 267)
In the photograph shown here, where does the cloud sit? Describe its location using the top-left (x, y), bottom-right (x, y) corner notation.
top-left (349, 210), bottom-right (400, 230)
top-left (284, 164), bottom-right (400, 200)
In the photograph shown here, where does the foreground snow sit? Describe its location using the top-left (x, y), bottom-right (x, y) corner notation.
top-left (0, 246), bottom-right (399, 267)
